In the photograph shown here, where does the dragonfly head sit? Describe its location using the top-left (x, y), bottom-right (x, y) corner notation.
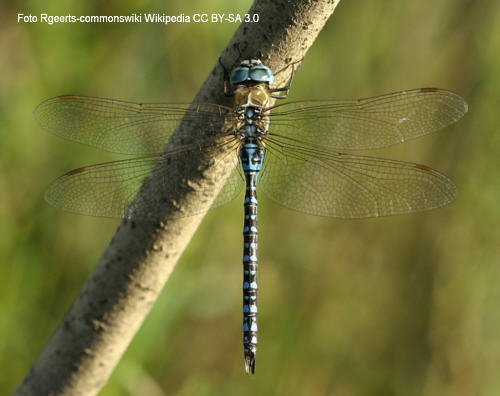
top-left (230, 58), bottom-right (275, 86)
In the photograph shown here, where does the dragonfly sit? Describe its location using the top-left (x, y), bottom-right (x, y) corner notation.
top-left (34, 57), bottom-right (468, 374)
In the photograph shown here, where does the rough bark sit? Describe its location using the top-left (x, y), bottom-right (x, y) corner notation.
top-left (14, 0), bottom-right (341, 394)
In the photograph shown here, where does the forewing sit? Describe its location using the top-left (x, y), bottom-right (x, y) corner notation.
top-left (34, 95), bottom-right (234, 154)
top-left (267, 88), bottom-right (467, 150)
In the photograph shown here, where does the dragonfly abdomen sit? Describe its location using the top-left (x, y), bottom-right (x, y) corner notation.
top-left (239, 138), bottom-right (264, 374)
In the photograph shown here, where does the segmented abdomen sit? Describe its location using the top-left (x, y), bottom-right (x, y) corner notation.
top-left (239, 139), bottom-right (264, 374)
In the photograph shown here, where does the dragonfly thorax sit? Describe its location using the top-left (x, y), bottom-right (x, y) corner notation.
top-left (234, 84), bottom-right (271, 108)
top-left (233, 102), bottom-right (268, 142)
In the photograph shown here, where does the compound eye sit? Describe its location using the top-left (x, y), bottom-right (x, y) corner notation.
top-left (230, 67), bottom-right (249, 85)
top-left (249, 66), bottom-right (275, 84)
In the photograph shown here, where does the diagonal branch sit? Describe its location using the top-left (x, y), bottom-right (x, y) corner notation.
top-left (14, 0), bottom-right (341, 394)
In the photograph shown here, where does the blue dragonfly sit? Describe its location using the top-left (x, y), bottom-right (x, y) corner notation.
top-left (34, 58), bottom-right (467, 374)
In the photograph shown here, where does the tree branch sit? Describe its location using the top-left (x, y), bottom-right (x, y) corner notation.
top-left (14, 0), bottom-right (341, 394)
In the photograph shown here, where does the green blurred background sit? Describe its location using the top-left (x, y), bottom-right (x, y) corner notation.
top-left (1, 0), bottom-right (499, 395)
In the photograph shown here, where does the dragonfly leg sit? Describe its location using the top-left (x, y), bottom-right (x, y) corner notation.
top-left (269, 60), bottom-right (301, 99)
top-left (219, 57), bottom-right (234, 97)
top-left (220, 43), bottom-right (250, 97)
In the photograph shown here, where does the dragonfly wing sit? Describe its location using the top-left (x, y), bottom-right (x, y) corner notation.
top-left (204, 148), bottom-right (245, 211)
top-left (260, 136), bottom-right (457, 219)
top-left (46, 137), bottom-right (243, 219)
top-left (34, 95), bottom-right (234, 154)
top-left (267, 88), bottom-right (467, 150)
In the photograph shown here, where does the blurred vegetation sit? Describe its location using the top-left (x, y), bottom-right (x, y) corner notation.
top-left (1, 0), bottom-right (499, 395)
